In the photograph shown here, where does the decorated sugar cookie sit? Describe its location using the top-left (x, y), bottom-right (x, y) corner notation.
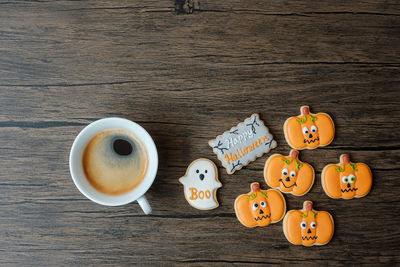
top-left (283, 201), bottom-right (334, 246)
top-left (179, 158), bottom-right (222, 210)
top-left (209, 113), bottom-right (277, 174)
top-left (264, 150), bottom-right (314, 196)
top-left (321, 154), bottom-right (372, 199)
top-left (284, 106), bottom-right (335, 150)
top-left (234, 182), bottom-right (286, 228)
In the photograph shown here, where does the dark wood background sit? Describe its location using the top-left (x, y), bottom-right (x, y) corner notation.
top-left (1, 0), bottom-right (399, 265)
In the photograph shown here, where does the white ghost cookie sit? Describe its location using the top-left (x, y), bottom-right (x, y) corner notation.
top-left (179, 158), bottom-right (222, 210)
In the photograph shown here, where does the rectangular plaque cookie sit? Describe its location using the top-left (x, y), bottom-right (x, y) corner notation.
top-left (209, 113), bottom-right (277, 174)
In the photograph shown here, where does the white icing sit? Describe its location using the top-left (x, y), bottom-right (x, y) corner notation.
top-left (311, 125), bottom-right (317, 133)
top-left (209, 114), bottom-right (277, 174)
top-left (348, 174), bottom-right (356, 183)
top-left (302, 126), bottom-right (309, 135)
top-left (179, 159), bottom-right (222, 210)
top-left (225, 129), bottom-right (254, 149)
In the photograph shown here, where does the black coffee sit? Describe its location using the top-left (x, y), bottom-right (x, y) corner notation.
top-left (113, 139), bottom-right (133, 156)
top-left (82, 129), bottom-right (148, 195)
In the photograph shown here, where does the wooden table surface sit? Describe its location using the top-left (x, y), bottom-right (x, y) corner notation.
top-left (1, 0), bottom-right (399, 265)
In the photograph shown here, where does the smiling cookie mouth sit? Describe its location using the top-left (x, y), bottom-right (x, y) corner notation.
top-left (304, 137), bottom-right (319, 144)
top-left (279, 179), bottom-right (296, 188)
top-left (341, 188), bottom-right (358, 193)
top-left (254, 214), bottom-right (271, 221)
top-left (302, 236), bottom-right (317, 241)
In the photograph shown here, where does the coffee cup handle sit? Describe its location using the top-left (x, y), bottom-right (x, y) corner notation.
top-left (137, 195), bottom-right (152, 215)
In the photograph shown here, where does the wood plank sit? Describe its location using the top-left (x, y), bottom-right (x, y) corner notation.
top-left (0, 1), bottom-right (399, 85)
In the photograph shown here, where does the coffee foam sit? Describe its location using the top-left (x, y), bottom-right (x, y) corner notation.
top-left (82, 129), bottom-right (148, 195)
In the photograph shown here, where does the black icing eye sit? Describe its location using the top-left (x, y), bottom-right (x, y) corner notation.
top-left (196, 169), bottom-right (199, 173)
top-left (311, 222), bottom-right (316, 228)
top-left (252, 203), bottom-right (259, 210)
top-left (205, 170), bottom-right (208, 173)
top-left (260, 201), bottom-right (266, 208)
top-left (300, 222), bottom-right (307, 229)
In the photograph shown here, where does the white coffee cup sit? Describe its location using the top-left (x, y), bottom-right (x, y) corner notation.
top-left (69, 118), bottom-right (158, 214)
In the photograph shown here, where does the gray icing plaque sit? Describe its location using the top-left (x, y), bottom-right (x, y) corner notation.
top-left (209, 113), bottom-right (277, 174)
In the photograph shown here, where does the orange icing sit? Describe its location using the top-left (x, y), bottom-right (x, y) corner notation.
top-left (224, 136), bottom-right (270, 165)
top-left (264, 149), bottom-right (315, 196)
top-left (284, 106), bottom-right (335, 150)
top-left (321, 154), bottom-right (373, 199)
top-left (234, 182), bottom-right (286, 228)
top-left (283, 201), bottom-right (334, 246)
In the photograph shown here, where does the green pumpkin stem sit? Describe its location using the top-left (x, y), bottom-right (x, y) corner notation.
top-left (349, 163), bottom-right (358, 171)
top-left (247, 192), bottom-right (257, 200)
top-left (310, 115), bottom-right (317, 122)
top-left (295, 161), bottom-right (303, 171)
top-left (281, 158), bottom-right (293, 165)
top-left (335, 164), bottom-right (345, 172)
top-left (296, 115), bottom-right (307, 124)
top-left (261, 191), bottom-right (268, 199)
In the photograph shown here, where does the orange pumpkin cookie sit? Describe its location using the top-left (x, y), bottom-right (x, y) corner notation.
top-left (234, 182), bottom-right (286, 228)
top-left (284, 106), bottom-right (335, 150)
top-left (321, 154), bottom-right (372, 199)
top-left (264, 150), bottom-right (314, 196)
top-left (283, 201), bottom-right (334, 246)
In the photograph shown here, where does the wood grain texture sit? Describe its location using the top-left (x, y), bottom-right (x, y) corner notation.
top-left (0, 0), bottom-right (399, 265)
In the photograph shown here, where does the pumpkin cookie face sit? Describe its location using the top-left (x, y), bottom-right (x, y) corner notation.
top-left (234, 182), bottom-right (286, 228)
top-left (264, 150), bottom-right (314, 196)
top-left (283, 201), bottom-right (334, 246)
top-left (321, 154), bottom-right (372, 199)
top-left (284, 106), bottom-right (335, 150)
